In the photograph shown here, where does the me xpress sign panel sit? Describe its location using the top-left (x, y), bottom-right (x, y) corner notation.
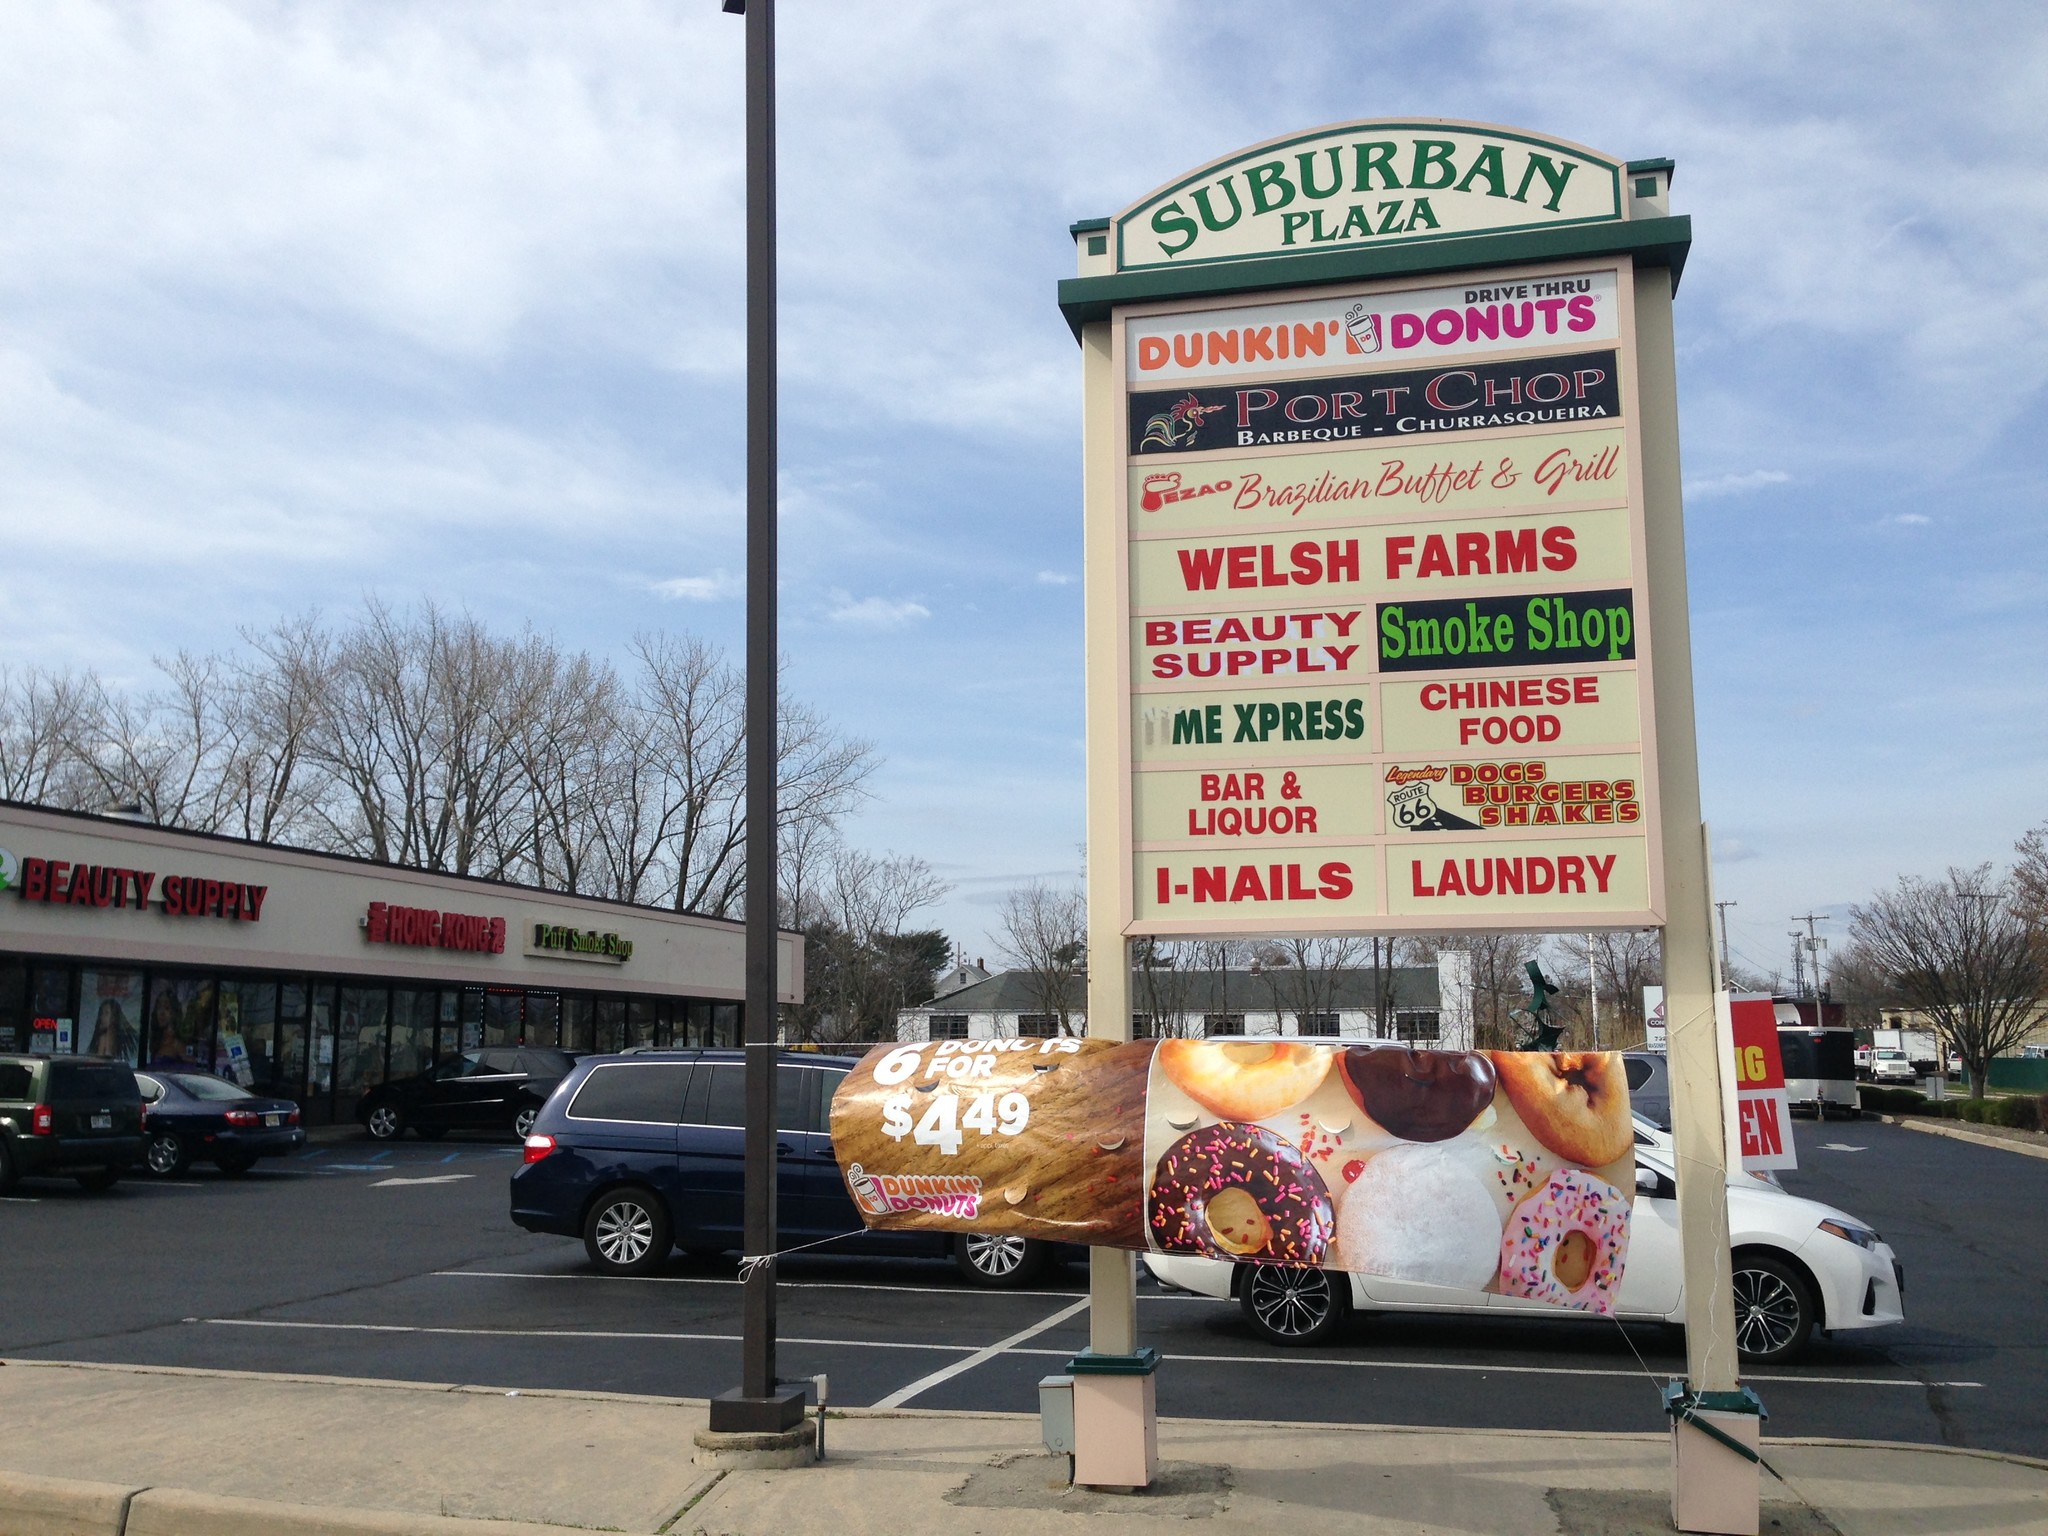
top-left (1116, 121), bottom-right (1622, 273)
top-left (1115, 262), bottom-right (1664, 936)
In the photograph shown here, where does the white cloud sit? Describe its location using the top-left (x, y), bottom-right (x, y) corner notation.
top-left (1035, 570), bottom-right (1075, 586)
top-left (1881, 513), bottom-right (1932, 527)
top-left (825, 592), bottom-right (930, 630)
top-left (1684, 470), bottom-right (1791, 501)
top-left (651, 570), bottom-right (740, 602)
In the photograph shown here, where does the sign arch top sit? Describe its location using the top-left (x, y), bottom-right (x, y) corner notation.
top-left (1113, 119), bottom-right (1626, 274)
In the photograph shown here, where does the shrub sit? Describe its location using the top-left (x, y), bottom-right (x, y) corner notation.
top-left (1858, 1085), bottom-right (1926, 1114)
top-left (1989, 1096), bottom-right (2042, 1132)
top-left (1958, 1098), bottom-right (1992, 1124)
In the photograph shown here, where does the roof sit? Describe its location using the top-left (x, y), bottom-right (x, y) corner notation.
top-left (908, 966), bottom-right (1444, 1016)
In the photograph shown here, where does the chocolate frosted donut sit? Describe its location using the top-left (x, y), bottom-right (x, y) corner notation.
top-left (1340, 1046), bottom-right (1496, 1143)
top-left (1148, 1123), bottom-right (1334, 1265)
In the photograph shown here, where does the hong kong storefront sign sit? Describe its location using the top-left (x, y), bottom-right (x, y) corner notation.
top-left (362, 900), bottom-right (506, 955)
top-left (1, 848), bottom-right (268, 922)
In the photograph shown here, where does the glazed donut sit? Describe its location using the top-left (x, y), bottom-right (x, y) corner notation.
top-left (1148, 1123), bottom-right (1335, 1265)
top-left (1496, 1168), bottom-right (1631, 1314)
top-left (1488, 1050), bottom-right (1632, 1167)
top-left (1339, 1047), bottom-right (1496, 1142)
top-left (1156, 1038), bottom-right (1332, 1123)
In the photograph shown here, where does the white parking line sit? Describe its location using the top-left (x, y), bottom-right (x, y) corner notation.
top-left (872, 1298), bottom-right (1092, 1410)
top-left (430, 1269), bottom-right (1208, 1301)
top-left (199, 1318), bottom-right (968, 1353)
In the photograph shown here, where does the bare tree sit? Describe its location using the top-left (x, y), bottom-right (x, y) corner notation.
top-left (1132, 937), bottom-right (1200, 1038)
top-left (1257, 936), bottom-right (1368, 1033)
top-left (995, 881), bottom-right (1087, 1035)
top-left (785, 843), bottom-right (951, 1043)
top-left (1850, 865), bottom-right (2045, 1097)
top-left (1551, 930), bottom-right (1661, 1049)
top-left (2015, 822), bottom-right (2048, 921)
top-left (1415, 932), bottom-right (1541, 1050)
top-left (0, 667), bottom-right (95, 807)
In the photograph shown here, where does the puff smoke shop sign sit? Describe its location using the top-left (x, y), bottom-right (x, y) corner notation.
top-left (1115, 123), bottom-right (1623, 272)
top-left (529, 923), bottom-right (634, 963)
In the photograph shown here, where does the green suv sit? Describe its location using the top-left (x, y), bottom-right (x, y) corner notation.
top-left (0, 1054), bottom-right (144, 1192)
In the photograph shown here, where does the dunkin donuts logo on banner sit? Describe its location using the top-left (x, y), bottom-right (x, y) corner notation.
top-left (1125, 270), bottom-right (1618, 383)
top-left (845, 1164), bottom-right (983, 1220)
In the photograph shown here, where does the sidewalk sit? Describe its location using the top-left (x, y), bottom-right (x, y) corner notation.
top-left (5, 1358), bottom-right (2044, 1535)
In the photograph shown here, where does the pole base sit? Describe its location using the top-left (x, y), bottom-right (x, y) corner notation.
top-left (707, 1386), bottom-right (807, 1434)
top-left (692, 1421), bottom-right (816, 1471)
top-left (1067, 1349), bottom-right (1159, 1490)
top-left (1666, 1382), bottom-right (1764, 1535)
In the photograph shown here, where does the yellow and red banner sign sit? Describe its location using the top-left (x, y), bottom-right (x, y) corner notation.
top-left (1728, 995), bottom-right (1797, 1171)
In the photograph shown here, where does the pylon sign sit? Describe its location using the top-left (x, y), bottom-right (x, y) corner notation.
top-left (1062, 120), bottom-right (1693, 939)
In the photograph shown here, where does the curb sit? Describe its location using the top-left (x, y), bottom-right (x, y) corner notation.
top-left (0, 1469), bottom-right (140, 1536)
top-left (1890, 1116), bottom-right (2048, 1161)
top-left (124, 1487), bottom-right (577, 1536)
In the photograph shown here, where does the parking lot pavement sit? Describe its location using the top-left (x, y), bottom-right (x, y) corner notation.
top-left (4, 1118), bottom-right (2042, 1458)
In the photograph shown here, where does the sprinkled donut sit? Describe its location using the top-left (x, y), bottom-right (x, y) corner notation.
top-left (1148, 1123), bottom-right (1334, 1265)
top-left (1497, 1168), bottom-right (1631, 1314)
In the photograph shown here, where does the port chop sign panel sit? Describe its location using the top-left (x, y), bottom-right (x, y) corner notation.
top-left (1116, 123), bottom-right (1624, 272)
top-left (1098, 119), bottom-right (1668, 937)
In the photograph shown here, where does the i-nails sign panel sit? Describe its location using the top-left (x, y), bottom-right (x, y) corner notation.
top-left (1115, 121), bottom-right (1623, 273)
top-left (1113, 260), bottom-right (1664, 937)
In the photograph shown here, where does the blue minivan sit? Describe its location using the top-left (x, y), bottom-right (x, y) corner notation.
top-left (510, 1049), bottom-right (1070, 1287)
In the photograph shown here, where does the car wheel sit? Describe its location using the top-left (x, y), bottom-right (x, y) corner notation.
top-left (512, 1105), bottom-right (540, 1139)
top-left (365, 1103), bottom-right (404, 1141)
top-left (1238, 1263), bottom-right (1349, 1346)
top-left (1732, 1253), bottom-right (1816, 1365)
top-left (75, 1167), bottom-right (122, 1192)
top-left (215, 1151), bottom-right (257, 1176)
top-left (954, 1234), bottom-right (1049, 1288)
top-left (584, 1188), bottom-right (672, 1277)
top-left (146, 1132), bottom-right (191, 1177)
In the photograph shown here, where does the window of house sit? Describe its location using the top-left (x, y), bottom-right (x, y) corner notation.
top-left (1015, 1013), bottom-right (1059, 1039)
top-left (929, 1014), bottom-right (970, 1040)
top-left (1395, 1011), bottom-right (1441, 1042)
top-left (1130, 1013), bottom-right (1152, 1039)
top-left (1296, 1013), bottom-right (1339, 1037)
top-left (1204, 1013), bottom-right (1246, 1037)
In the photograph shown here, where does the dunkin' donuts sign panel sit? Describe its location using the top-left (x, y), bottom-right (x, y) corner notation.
top-left (832, 1039), bottom-right (1636, 1315)
top-left (1114, 258), bottom-right (1662, 935)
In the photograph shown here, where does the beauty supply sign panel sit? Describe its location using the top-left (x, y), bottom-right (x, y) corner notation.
top-left (1115, 262), bottom-right (1662, 936)
top-left (833, 1037), bottom-right (1638, 1316)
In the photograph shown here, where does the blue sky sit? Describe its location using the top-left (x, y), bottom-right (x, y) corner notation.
top-left (1, 2), bottom-right (2042, 979)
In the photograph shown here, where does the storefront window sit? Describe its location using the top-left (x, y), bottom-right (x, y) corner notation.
top-left (525, 992), bottom-right (560, 1048)
top-left (79, 970), bottom-right (144, 1064)
top-left (594, 999), bottom-right (624, 1055)
top-left (389, 989), bottom-right (435, 1080)
top-left (218, 978), bottom-right (278, 1087)
top-left (309, 985), bottom-right (337, 1098)
top-left (0, 961), bottom-right (25, 1052)
top-left (276, 985), bottom-right (310, 1102)
top-left (561, 996), bottom-right (593, 1053)
top-left (458, 988), bottom-right (484, 1051)
top-left (335, 987), bottom-right (389, 1098)
top-left (483, 990), bottom-right (523, 1048)
top-left (29, 966), bottom-right (75, 1053)
top-left (148, 975), bottom-right (217, 1068)
top-left (711, 1002), bottom-right (739, 1047)
top-left (626, 999), bottom-right (657, 1049)
top-left (653, 999), bottom-right (675, 1049)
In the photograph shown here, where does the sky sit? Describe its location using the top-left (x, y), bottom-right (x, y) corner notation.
top-left (0, 1), bottom-right (2043, 984)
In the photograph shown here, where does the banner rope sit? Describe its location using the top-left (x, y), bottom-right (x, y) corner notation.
top-left (736, 1228), bottom-right (870, 1283)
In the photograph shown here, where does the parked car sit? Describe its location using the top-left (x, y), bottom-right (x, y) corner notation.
top-left (357, 1047), bottom-right (577, 1142)
top-left (1622, 1051), bottom-right (1670, 1131)
top-left (138, 1070), bottom-right (305, 1176)
top-left (1145, 1145), bottom-right (1902, 1366)
top-left (510, 1049), bottom-right (1081, 1286)
top-left (0, 1053), bottom-right (144, 1192)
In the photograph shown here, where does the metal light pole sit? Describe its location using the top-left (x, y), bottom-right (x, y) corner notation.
top-left (708, 0), bottom-right (805, 1437)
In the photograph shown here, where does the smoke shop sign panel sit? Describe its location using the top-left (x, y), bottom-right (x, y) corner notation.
top-left (1116, 123), bottom-right (1623, 272)
top-left (1093, 120), bottom-right (1667, 939)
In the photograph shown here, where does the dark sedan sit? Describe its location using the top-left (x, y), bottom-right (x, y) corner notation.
top-left (138, 1070), bottom-right (305, 1176)
top-left (357, 1047), bottom-right (576, 1142)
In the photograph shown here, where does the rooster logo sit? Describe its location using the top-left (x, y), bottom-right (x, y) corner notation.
top-left (1139, 393), bottom-right (1226, 451)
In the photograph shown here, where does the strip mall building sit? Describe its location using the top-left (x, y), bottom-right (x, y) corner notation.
top-left (0, 801), bottom-right (801, 1123)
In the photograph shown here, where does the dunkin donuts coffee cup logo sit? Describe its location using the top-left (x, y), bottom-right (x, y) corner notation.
top-left (845, 1163), bottom-right (982, 1220)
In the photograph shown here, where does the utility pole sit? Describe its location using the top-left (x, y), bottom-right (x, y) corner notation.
top-left (1713, 899), bottom-right (1737, 983)
top-left (1792, 912), bottom-right (1829, 1025)
top-left (1584, 933), bottom-right (1599, 1049)
top-left (707, 0), bottom-right (804, 1439)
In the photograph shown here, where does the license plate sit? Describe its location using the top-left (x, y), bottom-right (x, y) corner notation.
top-left (264, 1113), bottom-right (281, 1127)
top-left (91, 1112), bottom-right (112, 1129)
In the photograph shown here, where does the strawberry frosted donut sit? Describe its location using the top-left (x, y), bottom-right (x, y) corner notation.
top-left (1497, 1168), bottom-right (1631, 1314)
top-left (1148, 1123), bottom-right (1334, 1265)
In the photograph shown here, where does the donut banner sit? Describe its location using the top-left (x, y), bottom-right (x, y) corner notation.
top-left (830, 1037), bottom-right (1636, 1314)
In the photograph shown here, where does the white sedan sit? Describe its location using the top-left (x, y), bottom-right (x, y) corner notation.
top-left (1144, 1144), bottom-right (1903, 1365)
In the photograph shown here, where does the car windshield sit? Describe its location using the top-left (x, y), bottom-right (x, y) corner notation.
top-left (163, 1073), bottom-right (256, 1101)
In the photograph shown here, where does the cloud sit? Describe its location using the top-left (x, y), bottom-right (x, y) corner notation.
top-left (1685, 470), bottom-right (1790, 501)
top-left (1035, 570), bottom-right (1075, 586)
top-left (1714, 839), bottom-right (1759, 864)
top-left (651, 570), bottom-right (740, 602)
top-left (825, 592), bottom-right (930, 630)
top-left (1881, 513), bottom-right (1932, 526)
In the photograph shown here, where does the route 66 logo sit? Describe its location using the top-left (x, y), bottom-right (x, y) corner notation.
top-left (1385, 781), bottom-right (1479, 833)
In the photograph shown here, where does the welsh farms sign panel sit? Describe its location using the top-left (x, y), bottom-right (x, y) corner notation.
top-left (1074, 119), bottom-right (1680, 939)
top-left (1116, 123), bottom-right (1624, 272)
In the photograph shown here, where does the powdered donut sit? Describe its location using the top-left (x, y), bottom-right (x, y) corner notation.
top-left (1148, 1122), bottom-right (1334, 1265)
top-left (1335, 1143), bottom-right (1501, 1291)
top-left (1157, 1039), bottom-right (1332, 1123)
top-left (1497, 1168), bottom-right (1631, 1314)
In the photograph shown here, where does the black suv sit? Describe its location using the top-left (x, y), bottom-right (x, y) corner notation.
top-left (510, 1049), bottom-right (1078, 1286)
top-left (357, 1047), bottom-right (577, 1141)
top-left (0, 1054), bottom-right (144, 1191)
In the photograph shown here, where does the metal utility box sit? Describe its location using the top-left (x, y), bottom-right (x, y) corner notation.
top-left (1038, 1375), bottom-right (1075, 1456)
